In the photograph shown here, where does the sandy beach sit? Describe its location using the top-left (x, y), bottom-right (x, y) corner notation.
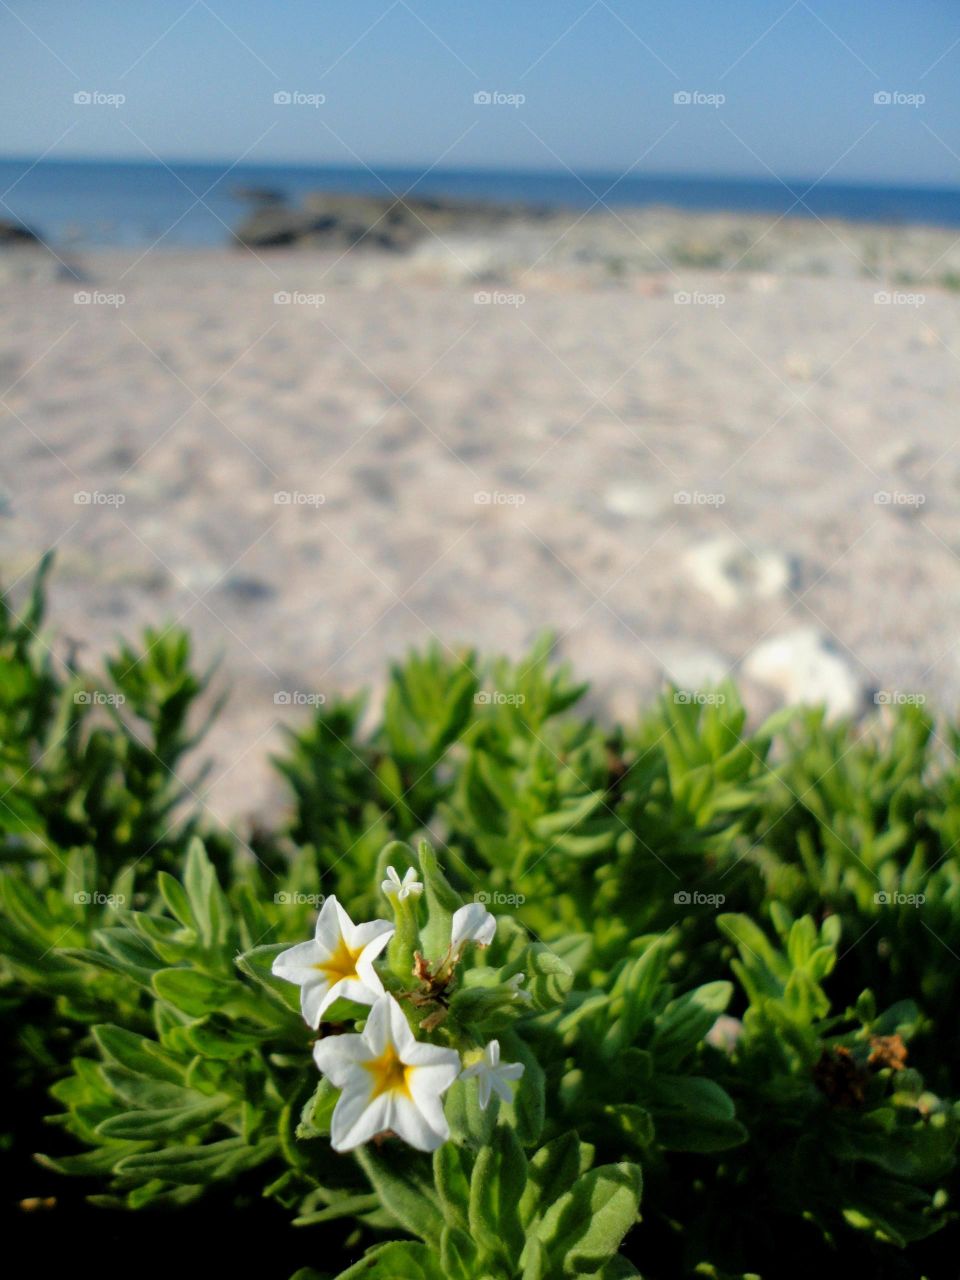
top-left (4, 204), bottom-right (960, 824)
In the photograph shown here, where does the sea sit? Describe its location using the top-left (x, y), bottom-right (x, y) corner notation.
top-left (1, 158), bottom-right (958, 249)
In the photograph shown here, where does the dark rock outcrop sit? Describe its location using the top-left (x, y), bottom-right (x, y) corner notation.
top-left (233, 193), bottom-right (551, 252)
top-left (0, 219), bottom-right (40, 246)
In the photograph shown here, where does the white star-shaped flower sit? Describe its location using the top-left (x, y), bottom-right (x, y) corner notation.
top-left (313, 994), bottom-right (461, 1152)
top-left (271, 896), bottom-right (393, 1028)
top-left (381, 864), bottom-right (424, 900)
top-left (451, 901), bottom-right (497, 949)
top-left (506, 972), bottom-right (533, 1005)
top-left (459, 1039), bottom-right (525, 1109)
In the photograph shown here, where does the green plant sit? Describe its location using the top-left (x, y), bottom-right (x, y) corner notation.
top-left (2, 557), bottom-right (959, 1278)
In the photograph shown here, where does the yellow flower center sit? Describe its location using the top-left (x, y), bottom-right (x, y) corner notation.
top-left (314, 933), bottom-right (364, 984)
top-left (364, 1043), bottom-right (414, 1100)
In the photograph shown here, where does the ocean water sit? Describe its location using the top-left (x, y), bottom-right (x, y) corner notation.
top-left (1, 158), bottom-right (958, 249)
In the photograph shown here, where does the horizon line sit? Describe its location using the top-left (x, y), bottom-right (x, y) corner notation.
top-left (1, 153), bottom-right (958, 196)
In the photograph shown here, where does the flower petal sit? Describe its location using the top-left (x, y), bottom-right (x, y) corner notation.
top-left (408, 1061), bottom-right (458, 1135)
top-left (391, 1093), bottom-right (448, 1152)
top-left (313, 895), bottom-right (345, 949)
top-left (451, 902), bottom-right (497, 948)
top-left (300, 975), bottom-right (339, 1028)
top-left (313, 1033), bottom-right (370, 1087)
top-left (271, 939), bottom-right (322, 983)
top-left (330, 1084), bottom-right (389, 1152)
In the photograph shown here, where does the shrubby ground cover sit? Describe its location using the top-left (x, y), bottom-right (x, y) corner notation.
top-left (1, 555), bottom-right (958, 1278)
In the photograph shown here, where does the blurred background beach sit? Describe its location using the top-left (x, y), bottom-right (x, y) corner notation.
top-left (2, 1), bottom-right (959, 822)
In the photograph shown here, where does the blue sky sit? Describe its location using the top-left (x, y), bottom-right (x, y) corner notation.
top-left (2, 0), bottom-right (959, 185)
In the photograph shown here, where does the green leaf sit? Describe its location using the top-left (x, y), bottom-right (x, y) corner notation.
top-left (519, 944), bottom-right (573, 1011)
top-left (96, 1095), bottom-right (229, 1140)
top-left (236, 942), bottom-right (305, 1015)
top-left (645, 1076), bottom-right (747, 1152)
top-left (651, 981), bottom-right (733, 1064)
top-left (356, 1147), bottom-right (444, 1248)
top-left (433, 1142), bottom-right (472, 1231)
top-left (519, 1133), bottom-right (594, 1230)
top-left (335, 1242), bottom-right (447, 1279)
top-left (531, 1162), bottom-right (642, 1277)
top-left (152, 968), bottom-right (239, 1016)
top-left (468, 1125), bottom-right (527, 1264)
top-left (183, 837), bottom-right (230, 949)
top-left (115, 1136), bottom-right (277, 1184)
top-left (418, 841), bottom-right (463, 961)
top-left (297, 1079), bottom-right (338, 1139)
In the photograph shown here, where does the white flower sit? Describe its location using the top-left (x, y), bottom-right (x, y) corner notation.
top-left (706, 1014), bottom-right (743, 1055)
top-left (271, 896), bottom-right (393, 1028)
top-left (313, 994), bottom-right (460, 1152)
top-left (451, 901), bottom-right (497, 948)
top-left (382, 864), bottom-right (424, 901)
top-left (459, 1039), bottom-right (525, 1109)
top-left (506, 972), bottom-right (533, 1005)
